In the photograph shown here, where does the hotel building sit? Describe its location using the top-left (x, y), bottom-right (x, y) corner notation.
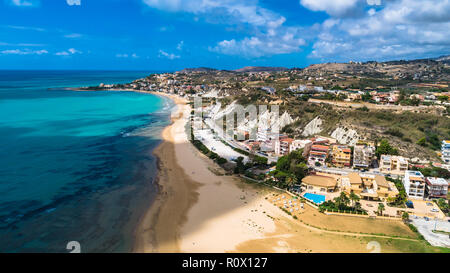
top-left (340, 173), bottom-right (399, 201)
top-left (403, 171), bottom-right (426, 199)
top-left (301, 175), bottom-right (337, 193)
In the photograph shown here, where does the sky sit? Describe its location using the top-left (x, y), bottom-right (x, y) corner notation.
top-left (0, 0), bottom-right (449, 70)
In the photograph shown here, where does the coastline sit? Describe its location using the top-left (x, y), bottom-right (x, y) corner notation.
top-left (69, 89), bottom-right (438, 253)
top-left (133, 92), bottom-right (200, 252)
top-left (133, 92), bottom-right (284, 252)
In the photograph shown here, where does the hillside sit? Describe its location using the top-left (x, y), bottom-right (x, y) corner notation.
top-left (234, 66), bottom-right (289, 73)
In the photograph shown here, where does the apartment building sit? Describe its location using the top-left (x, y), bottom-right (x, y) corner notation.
top-left (340, 173), bottom-right (399, 201)
top-left (426, 177), bottom-right (449, 199)
top-left (442, 140), bottom-right (450, 164)
top-left (380, 155), bottom-right (409, 175)
top-left (331, 145), bottom-right (352, 168)
top-left (353, 144), bottom-right (375, 169)
top-left (403, 171), bottom-right (426, 199)
top-left (274, 138), bottom-right (294, 156)
top-left (308, 145), bottom-right (330, 166)
top-left (289, 139), bottom-right (312, 158)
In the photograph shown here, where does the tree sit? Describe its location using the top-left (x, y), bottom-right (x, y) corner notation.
top-left (417, 137), bottom-right (427, 147)
top-left (402, 212), bottom-right (410, 222)
top-left (234, 156), bottom-right (246, 174)
top-left (285, 174), bottom-right (298, 187)
top-left (276, 156), bottom-right (290, 172)
top-left (375, 139), bottom-right (399, 158)
top-left (378, 203), bottom-right (385, 216)
top-left (334, 192), bottom-right (350, 210)
top-left (349, 192), bottom-right (360, 208)
top-left (275, 149), bottom-right (308, 187)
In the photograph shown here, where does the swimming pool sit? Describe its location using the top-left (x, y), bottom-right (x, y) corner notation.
top-left (303, 193), bottom-right (326, 204)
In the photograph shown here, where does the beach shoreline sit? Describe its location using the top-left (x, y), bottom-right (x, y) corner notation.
top-left (67, 89), bottom-right (435, 253)
top-left (132, 92), bottom-right (285, 253)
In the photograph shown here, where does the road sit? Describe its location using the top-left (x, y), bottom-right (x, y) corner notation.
top-left (411, 217), bottom-right (450, 248)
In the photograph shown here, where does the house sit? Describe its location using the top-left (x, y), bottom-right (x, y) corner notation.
top-left (331, 145), bottom-right (352, 167)
top-left (340, 173), bottom-right (399, 201)
top-left (403, 171), bottom-right (426, 199)
top-left (289, 139), bottom-right (312, 157)
top-left (308, 145), bottom-right (330, 166)
top-left (353, 144), bottom-right (375, 169)
top-left (380, 155), bottom-right (409, 175)
top-left (261, 86), bottom-right (276, 95)
top-left (301, 175), bottom-right (337, 193)
top-left (442, 140), bottom-right (450, 164)
top-left (425, 177), bottom-right (449, 199)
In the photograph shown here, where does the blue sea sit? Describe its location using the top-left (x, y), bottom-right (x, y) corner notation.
top-left (0, 70), bottom-right (173, 252)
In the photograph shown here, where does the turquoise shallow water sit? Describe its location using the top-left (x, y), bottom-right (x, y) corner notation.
top-left (0, 70), bottom-right (173, 252)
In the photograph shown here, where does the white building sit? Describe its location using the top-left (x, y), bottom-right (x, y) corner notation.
top-left (426, 177), bottom-right (449, 199)
top-left (442, 140), bottom-right (450, 164)
top-left (289, 139), bottom-right (312, 157)
top-left (403, 171), bottom-right (426, 199)
top-left (380, 155), bottom-right (409, 174)
top-left (353, 145), bottom-right (375, 169)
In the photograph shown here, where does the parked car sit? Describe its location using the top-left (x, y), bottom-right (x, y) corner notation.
top-left (431, 208), bottom-right (439, 212)
top-left (424, 217), bottom-right (430, 221)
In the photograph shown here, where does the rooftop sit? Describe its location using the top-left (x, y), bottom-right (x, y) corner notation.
top-left (302, 175), bottom-right (337, 188)
top-left (426, 177), bottom-right (449, 186)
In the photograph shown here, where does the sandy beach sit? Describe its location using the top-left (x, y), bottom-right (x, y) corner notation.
top-left (133, 92), bottom-right (443, 253)
top-left (133, 92), bottom-right (287, 252)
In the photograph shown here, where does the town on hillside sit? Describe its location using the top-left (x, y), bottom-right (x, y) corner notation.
top-left (80, 57), bottom-right (450, 246)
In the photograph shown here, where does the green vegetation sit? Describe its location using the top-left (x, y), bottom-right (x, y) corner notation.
top-left (412, 166), bottom-right (450, 179)
top-left (435, 198), bottom-right (449, 217)
top-left (375, 139), bottom-right (399, 158)
top-left (386, 177), bottom-right (407, 207)
top-left (190, 128), bottom-right (228, 166)
top-left (319, 192), bottom-right (367, 214)
top-left (267, 150), bottom-right (308, 189)
top-left (377, 203), bottom-right (386, 216)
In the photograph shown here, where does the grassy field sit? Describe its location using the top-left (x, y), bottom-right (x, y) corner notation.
top-left (298, 204), bottom-right (418, 238)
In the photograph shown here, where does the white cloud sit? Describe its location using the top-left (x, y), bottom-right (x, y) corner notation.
top-left (211, 31), bottom-right (306, 58)
top-left (144, 0), bottom-right (307, 57)
top-left (309, 0), bottom-right (450, 61)
top-left (10, 0), bottom-right (39, 7)
top-left (0, 42), bottom-right (45, 46)
top-left (143, 0), bottom-right (283, 27)
top-left (55, 48), bottom-right (82, 56)
top-left (158, 50), bottom-right (180, 60)
top-left (177, 41), bottom-right (184, 51)
top-left (66, 0), bottom-right (81, 6)
top-left (1, 49), bottom-right (48, 55)
top-left (4, 25), bottom-right (46, 32)
top-left (64, 33), bottom-right (82, 39)
top-left (300, 0), bottom-right (362, 17)
top-left (116, 53), bottom-right (139, 58)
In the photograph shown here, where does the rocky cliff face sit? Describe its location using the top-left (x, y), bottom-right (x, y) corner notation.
top-left (331, 127), bottom-right (360, 146)
top-left (302, 117), bottom-right (323, 137)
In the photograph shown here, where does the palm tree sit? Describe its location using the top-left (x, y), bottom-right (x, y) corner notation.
top-left (378, 203), bottom-right (385, 216)
top-left (349, 192), bottom-right (360, 208)
top-left (335, 192), bottom-right (350, 210)
top-left (286, 174), bottom-right (298, 187)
